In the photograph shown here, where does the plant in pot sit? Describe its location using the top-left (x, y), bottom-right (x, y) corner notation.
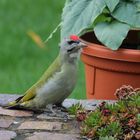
top-left (68, 85), bottom-right (140, 139)
top-left (61, 0), bottom-right (140, 100)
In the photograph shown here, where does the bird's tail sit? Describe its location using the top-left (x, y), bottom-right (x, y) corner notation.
top-left (3, 96), bottom-right (44, 113)
top-left (3, 96), bottom-right (23, 109)
top-left (4, 102), bottom-right (20, 109)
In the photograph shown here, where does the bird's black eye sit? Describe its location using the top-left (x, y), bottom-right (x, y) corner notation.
top-left (67, 40), bottom-right (75, 45)
top-left (67, 40), bottom-right (80, 45)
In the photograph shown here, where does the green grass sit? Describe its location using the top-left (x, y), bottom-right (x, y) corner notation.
top-left (0, 0), bottom-right (86, 99)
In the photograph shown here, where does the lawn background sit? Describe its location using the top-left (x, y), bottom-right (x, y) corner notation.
top-left (0, 0), bottom-right (86, 99)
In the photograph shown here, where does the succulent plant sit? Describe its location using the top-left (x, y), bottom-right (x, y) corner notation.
top-left (70, 85), bottom-right (140, 139)
top-left (99, 136), bottom-right (117, 140)
top-left (68, 102), bottom-right (84, 115)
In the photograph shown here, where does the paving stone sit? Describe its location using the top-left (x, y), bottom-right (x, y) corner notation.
top-left (25, 132), bottom-right (78, 140)
top-left (0, 130), bottom-right (17, 140)
top-left (0, 94), bottom-right (116, 140)
top-left (18, 121), bottom-right (64, 130)
top-left (0, 107), bottom-right (33, 117)
top-left (37, 113), bottom-right (71, 121)
top-left (0, 94), bottom-right (20, 106)
top-left (63, 99), bottom-right (116, 110)
top-left (37, 114), bottom-right (65, 120)
top-left (0, 118), bottom-right (14, 128)
top-left (0, 94), bottom-right (115, 111)
top-left (66, 120), bottom-right (81, 134)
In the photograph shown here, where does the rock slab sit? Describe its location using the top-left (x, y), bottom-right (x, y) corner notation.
top-left (25, 132), bottom-right (78, 140)
top-left (0, 107), bottom-right (33, 117)
top-left (18, 121), bottom-right (64, 130)
top-left (0, 118), bottom-right (14, 128)
top-left (0, 130), bottom-right (17, 140)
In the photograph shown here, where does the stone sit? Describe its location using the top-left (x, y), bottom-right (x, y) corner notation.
top-left (63, 99), bottom-right (116, 110)
top-left (0, 94), bottom-right (20, 106)
top-left (0, 107), bottom-right (33, 117)
top-left (37, 113), bottom-right (70, 121)
top-left (37, 114), bottom-right (64, 120)
top-left (0, 130), bottom-right (17, 140)
top-left (25, 132), bottom-right (78, 140)
top-left (0, 94), bottom-right (115, 111)
top-left (0, 118), bottom-right (14, 128)
top-left (0, 94), bottom-right (116, 140)
top-left (18, 121), bottom-right (64, 130)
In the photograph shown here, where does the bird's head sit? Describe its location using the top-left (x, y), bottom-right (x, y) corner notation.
top-left (60, 35), bottom-right (87, 63)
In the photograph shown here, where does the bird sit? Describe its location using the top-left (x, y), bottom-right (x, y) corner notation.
top-left (4, 35), bottom-right (86, 111)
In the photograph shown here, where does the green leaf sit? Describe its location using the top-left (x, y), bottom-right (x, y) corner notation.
top-left (68, 103), bottom-right (84, 115)
top-left (98, 122), bottom-right (122, 137)
top-left (94, 20), bottom-right (130, 50)
top-left (61, 0), bottom-right (106, 40)
top-left (99, 136), bottom-right (117, 140)
top-left (104, 0), bottom-right (119, 12)
top-left (93, 13), bottom-right (112, 26)
top-left (112, 1), bottom-right (140, 28)
top-left (105, 103), bottom-right (119, 113)
top-left (84, 111), bottom-right (101, 127)
top-left (62, 0), bottom-right (77, 19)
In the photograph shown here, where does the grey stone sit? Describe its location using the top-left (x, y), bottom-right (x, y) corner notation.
top-left (0, 118), bottom-right (14, 128)
top-left (25, 132), bottom-right (78, 140)
top-left (0, 94), bottom-right (20, 106)
top-left (0, 107), bottom-right (33, 117)
top-left (18, 121), bottom-right (64, 130)
top-left (37, 114), bottom-right (65, 120)
top-left (0, 94), bottom-right (117, 140)
top-left (0, 94), bottom-right (115, 111)
top-left (63, 99), bottom-right (116, 110)
top-left (0, 130), bottom-right (17, 140)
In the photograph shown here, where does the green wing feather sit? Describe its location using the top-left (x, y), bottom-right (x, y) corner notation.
top-left (7, 55), bottom-right (61, 107)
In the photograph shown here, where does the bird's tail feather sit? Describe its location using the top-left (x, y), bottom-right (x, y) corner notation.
top-left (3, 95), bottom-right (24, 109)
top-left (3, 101), bottom-right (44, 113)
top-left (2, 100), bottom-right (45, 114)
top-left (3, 101), bottom-right (21, 109)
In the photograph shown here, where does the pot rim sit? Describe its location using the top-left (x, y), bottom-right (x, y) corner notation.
top-left (80, 38), bottom-right (140, 63)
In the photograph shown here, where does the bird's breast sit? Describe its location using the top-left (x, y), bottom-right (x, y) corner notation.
top-left (36, 63), bottom-right (78, 104)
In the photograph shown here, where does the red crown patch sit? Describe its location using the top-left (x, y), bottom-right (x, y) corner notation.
top-left (70, 35), bottom-right (79, 41)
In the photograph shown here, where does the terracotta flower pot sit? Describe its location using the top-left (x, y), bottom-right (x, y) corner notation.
top-left (81, 30), bottom-right (140, 100)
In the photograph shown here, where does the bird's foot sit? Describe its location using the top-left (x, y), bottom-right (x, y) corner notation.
top-left (54, 103), bottom-right (67, 112)
top-left (45, 104), bottom-right (68, 118)
top-left (45, 104), bottom-right (58, 117)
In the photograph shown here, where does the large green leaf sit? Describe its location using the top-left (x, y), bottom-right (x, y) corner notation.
top-left (62, 0), bottom-right (77, 19)
top-left (94, 21), bottom-right (130, 50)
top-left (99, 136), bottom-right (116, 140)
top-left (61, 0), bottom-right (105, 40)
top-left (104, 0), bottom-right (119, 12)
top-left (112, 1), bottom-right (140, 28)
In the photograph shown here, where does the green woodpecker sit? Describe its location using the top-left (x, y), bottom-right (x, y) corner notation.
top-left (5, 35), bottom-right (86, 110)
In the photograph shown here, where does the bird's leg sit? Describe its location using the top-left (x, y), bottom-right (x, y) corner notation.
top-left (46, 104), bottom-right (68, 118)
top-left (54, 102), bottom-right (67, 112)
top-left (46, 104), bottom-right (57, 116)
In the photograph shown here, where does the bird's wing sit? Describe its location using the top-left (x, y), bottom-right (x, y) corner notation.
top-left (5, 55), bottom-right (61, 109)
top-left (18, 54), bottom-right (62, 103)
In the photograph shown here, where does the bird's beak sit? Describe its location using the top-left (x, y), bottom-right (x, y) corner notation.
top-left (78, 41), bottom-right (87, 48)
